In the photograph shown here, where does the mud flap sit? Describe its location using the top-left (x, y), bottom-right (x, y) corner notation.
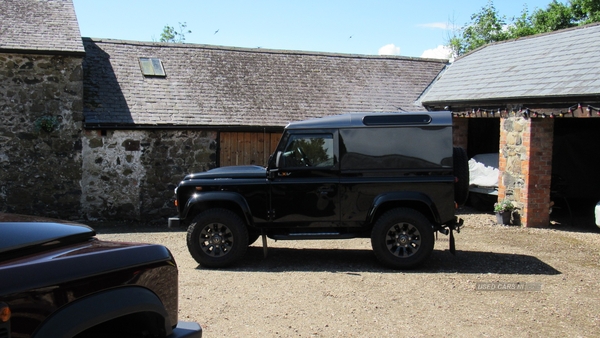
top-left (447, 216), bottom-right (463, 255)
top-left (449, 229), bottom-right (455, 255)
top-left (262, 233), bottom-right (268, 258)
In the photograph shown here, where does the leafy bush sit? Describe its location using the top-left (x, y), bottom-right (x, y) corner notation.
top-left (494, 199), bottom-right (515, 212)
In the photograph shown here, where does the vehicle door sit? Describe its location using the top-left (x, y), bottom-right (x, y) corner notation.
top-left (268, 130), bottom-right (340, 227)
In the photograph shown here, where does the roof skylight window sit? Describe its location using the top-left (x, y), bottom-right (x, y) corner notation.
top-left (139, 57), bottom-right (166, 77)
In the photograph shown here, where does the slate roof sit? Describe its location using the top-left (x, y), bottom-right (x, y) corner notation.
top-left (82, 39), bottom-right (446, 128)
top-left (0, 0), bottom-right (84, 55)
top-left (421, 23), bottom-right (600, 106)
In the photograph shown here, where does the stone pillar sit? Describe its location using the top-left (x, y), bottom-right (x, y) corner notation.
top-left (498, 117), bottom-right (553, 227)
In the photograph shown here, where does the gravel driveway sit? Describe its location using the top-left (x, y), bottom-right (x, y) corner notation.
top-left (95, 208), bottom-right (600, 337)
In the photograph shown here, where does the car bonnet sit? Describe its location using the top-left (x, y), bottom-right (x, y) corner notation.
top-left (0, 222), bottom-right (95, 255)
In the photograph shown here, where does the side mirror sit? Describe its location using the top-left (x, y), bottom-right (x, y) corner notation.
top-left (268, 152), bottom-right (282, 179)
top-left (268, 151), bottom-right (282, 170)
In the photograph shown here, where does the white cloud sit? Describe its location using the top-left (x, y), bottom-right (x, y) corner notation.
top-left (421, 45), bottom-right (453, 60)
top-left (418, 22), bottom-right (456, 30)
top-left (378, 44), bottom-right (401, 56)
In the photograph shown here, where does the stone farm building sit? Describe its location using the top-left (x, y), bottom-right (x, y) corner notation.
top-left (1, 0), bottom-right (85, 220)
top-left (0, 0), bottom-right (445, 223)
top-left (2, 0), bottom-right (600, 227)
top-left (80, 38), bottom-right (445, 222)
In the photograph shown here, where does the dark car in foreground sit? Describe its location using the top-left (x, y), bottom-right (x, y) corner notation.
top-left (0, 213), bottom-right (201, 338)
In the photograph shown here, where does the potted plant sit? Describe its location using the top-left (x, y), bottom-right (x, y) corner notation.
top-left (494, 199), bottom-right (515, 225)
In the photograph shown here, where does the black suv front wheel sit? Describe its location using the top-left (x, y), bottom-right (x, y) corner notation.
top-left (187, 208), bottom-right (249, 268)
top-left (371, 208), bottom-right (434, 269)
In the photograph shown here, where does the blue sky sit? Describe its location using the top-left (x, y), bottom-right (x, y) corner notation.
top-left (73, 0), bottom-right (559, 58)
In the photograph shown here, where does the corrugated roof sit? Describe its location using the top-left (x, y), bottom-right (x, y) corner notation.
top-left (421, 23), bottom-right (600, 105)
top-left (0, 0), bottom-right (84, 54)
top-left (82, 39), bottom-right (447, 128)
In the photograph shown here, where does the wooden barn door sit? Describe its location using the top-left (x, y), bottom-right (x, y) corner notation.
top-left (219, 131), bottom-right (281, 167)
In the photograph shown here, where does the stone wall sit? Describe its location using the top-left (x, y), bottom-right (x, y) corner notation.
top-left (82, 129), bottom-right (217, 223)
top-left (0, 53), bottom-right (83, 219)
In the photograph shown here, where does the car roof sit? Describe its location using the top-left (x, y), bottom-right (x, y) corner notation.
top-left (285, 111), bottom-right (452, 130)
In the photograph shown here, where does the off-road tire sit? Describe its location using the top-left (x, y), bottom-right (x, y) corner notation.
top-left (371, 208), bottom-right (434, 269)
top-left (187, 208), bottom-right (249, 268)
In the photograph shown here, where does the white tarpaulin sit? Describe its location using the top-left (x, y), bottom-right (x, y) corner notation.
top-left (469, 153), bottom-right (499, 188)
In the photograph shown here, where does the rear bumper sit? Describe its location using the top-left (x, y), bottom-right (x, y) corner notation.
top-left (170, 321), bottom-right (202, 337)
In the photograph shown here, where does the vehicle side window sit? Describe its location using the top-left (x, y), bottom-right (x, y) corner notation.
top-left (280, 134), bottom-right (335, 169)
top-left (339, 127), bottom-right (452, 170)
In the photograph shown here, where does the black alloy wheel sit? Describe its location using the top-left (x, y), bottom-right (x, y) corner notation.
top-left (371, 208), bottom-right (434, 269)
top-left (187, 208), bottom-right (249, 268)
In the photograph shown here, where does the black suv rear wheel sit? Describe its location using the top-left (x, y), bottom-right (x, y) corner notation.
top-left (371, 208), bottom-right (434, 269)
top-left (187, 208), bottom-right (249, 268)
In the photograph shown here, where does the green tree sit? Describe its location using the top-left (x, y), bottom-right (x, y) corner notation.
top-left (159, 22), bottom-right (191, 43)
top-left (571, 0), bottom-right (600, 23)
top-left (507, 6), bottom-right (538, 37)
top-left (530, 1), bottom-right (575, 33)
top-left (448, 0), bottom-right (600, 57)
top-left (448, 1), bottom-right (507, 56)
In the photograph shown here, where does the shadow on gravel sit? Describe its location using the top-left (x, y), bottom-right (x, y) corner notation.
top-left (201, 247), bottom-right (561, 275)
top-left (425, 250), bottom-right (561, 275)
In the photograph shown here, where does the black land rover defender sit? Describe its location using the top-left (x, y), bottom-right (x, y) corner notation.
top-left (170, 111), bottom-right (468, 269)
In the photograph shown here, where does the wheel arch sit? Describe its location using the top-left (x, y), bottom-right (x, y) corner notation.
top-left (32, 286), bottom-right (171, 338)
top-left (182, 191), bottom-right (253, 226)
top-left (366, 192), bottom-right (440, 227)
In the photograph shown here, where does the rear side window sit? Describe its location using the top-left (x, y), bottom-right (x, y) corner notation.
top-left (339, 127), bottom-right (452, 170)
